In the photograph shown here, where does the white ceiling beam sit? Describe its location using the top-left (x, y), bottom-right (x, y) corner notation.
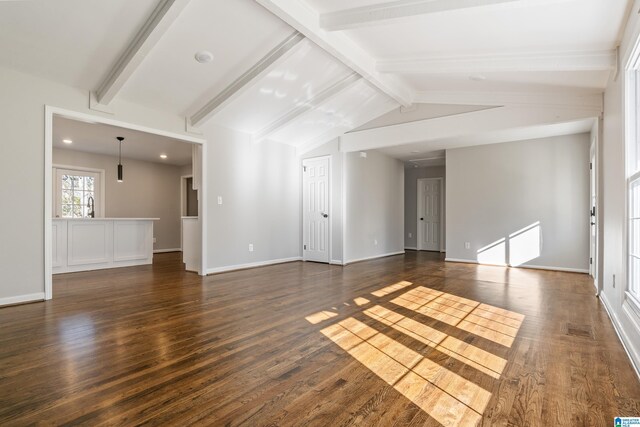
top-left (95, 0), bottom-right (191, 105)
top-left (413, 90), bottom-right (604, 111)
top-left (255, 0), bottom-right (413, 107)
top-left (189, 31), bottom-right (305, 127)
top-left (254, 72), bottom-right (361, 142)
top-left (319, 0), bottom-right (526, 31)
top-left (377, 50), bottom-right (617, 74)
top-left (340, 104), bottom-right (599, 152)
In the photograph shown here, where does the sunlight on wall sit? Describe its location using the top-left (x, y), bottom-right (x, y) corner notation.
top-left (509, 222), bottom-right (541, 266)
top-left (476, 222), bottom-right (542, 267)
top-left (477, 238), bottom-right (507, 266)
top-left (305, 282), bottom-right (524, 425)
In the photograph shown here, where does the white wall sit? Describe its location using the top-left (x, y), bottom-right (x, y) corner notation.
top-left (300, 139), bottom-right (344, 263)
top-left (600, 0), bottom-right (640, 374)
top-left (446, 134), bottom-right (590, 272)
top-left (344, 150), bottom-right (404, 263)
top-left (53, 148), bottom-right (183, 251)
top-left (404, 165), bottom-right (446, 249)
top-left (0, 65), bottom-right (301, 303)
top-left (202, 124), bottom-right (300, 272)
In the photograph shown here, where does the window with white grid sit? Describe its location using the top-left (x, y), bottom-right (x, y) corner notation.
top-left (628, 71), bottom-right (640, 300)
top-left (53, 167), bottom-right (102, 219)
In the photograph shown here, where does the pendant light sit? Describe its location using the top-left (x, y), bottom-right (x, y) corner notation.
top-left (116, 136), bottom-right (124, 182)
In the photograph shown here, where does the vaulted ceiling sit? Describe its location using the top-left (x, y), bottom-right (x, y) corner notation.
top-left (0, 0), bottom-right (631, 157)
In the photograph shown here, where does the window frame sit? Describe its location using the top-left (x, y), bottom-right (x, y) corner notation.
top-left (52, 165), bottom-right (105, 219)
top-left (625, 51), bottom-right (640, 315)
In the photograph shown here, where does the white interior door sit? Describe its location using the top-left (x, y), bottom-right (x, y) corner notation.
top-left (418, 178), bottom-right (440, 251)
top-left (303, 157), bottom-right (330, 263)
top-left (590, 155), bottom-right (597, 278)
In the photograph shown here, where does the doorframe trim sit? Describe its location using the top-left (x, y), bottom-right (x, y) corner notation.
top-left (44, 106), bottom-right (208, 300)
top-left (417, 177), bottom-right (444, 252)
top-left (301, 155), bottom-right (332, 264)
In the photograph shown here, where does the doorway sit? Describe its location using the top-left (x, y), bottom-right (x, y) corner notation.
top-left (44, 106), bottom-right (208, 300)
top-left (417, 178), bottom-right (443, 252)
top-left (590, 147), bottom-right (598, 282)
top-left (302, 156), bottom-right (330, 263)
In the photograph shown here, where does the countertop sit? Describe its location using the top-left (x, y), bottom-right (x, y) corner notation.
top-left (53, 218), bottom-right (160, 221)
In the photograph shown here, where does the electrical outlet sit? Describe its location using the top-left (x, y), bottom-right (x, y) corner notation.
top-left (374, 239), bottom-right (378, 246)
top-left (217, 196), bottom-right (223, 205)
top-left (249, 244), bottom-right (254, 252)
top-left (465, 242), bottom-right (470, 249)
top-left (408, 233), bottom-right (412, 238)
top-left (153, 237), bottom-right (157, 244)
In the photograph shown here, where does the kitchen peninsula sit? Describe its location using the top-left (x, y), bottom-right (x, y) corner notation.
top-left (52, 218), bottom-right (158, 274)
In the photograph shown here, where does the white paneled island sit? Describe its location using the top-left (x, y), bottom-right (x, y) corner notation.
top-left (52, 218), bottom-right (158, 274)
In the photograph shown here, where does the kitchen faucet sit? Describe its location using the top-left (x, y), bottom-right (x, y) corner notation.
top-left (87, 196), bottom-right (95, 218)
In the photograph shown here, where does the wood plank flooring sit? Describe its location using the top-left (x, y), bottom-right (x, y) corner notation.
top-left (0, 251), bottom-right (638, 426)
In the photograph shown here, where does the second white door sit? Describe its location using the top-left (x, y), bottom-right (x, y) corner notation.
top-left (303, 157), bottom-right (330, 263)
top-left (418, 178), bottom-right (441, 251)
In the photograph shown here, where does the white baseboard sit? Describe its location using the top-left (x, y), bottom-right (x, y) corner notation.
top-left (600, 293), bottom-right (640, 381)
top-left (404, 247), bottom-right (417, 251)
top-left (344, 251), bottom-right (405, 265)
top-left (207, 257), bottom-right (302, 274)
top-left (330, 260), bottom-right (344, 265)
top-left (0, 292), bottom-right (45, 307)
top-left (444, 258), bottom-right (589, 273)
top-left (154, 248), bottom-right (182, 253)
top-left (521, 264), bottom-right (589, 274)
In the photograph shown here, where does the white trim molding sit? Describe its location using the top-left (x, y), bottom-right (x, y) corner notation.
top-left (405, 247), bottom-right (418, 251)
top-left (344, 251), bottom-right (405, 265)
top-left (154, 248), bottom-right (182, 253)
top-left (377, 50), bottom-right (616, 74)
top-left (319, 0), bottom-right (527, 31)
top-left (0, 293), bottom-right (45, 307)
top-left (445, 257), bottom-right (589, 273)
top-left (207, 257), bottom-right (302, 275)
top-left (600, 293), bottom-right (640, 381)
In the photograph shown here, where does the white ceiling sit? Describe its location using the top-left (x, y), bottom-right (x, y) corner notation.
top-left (53, 116), bottom-right (193, 166)
top-left (0, 0), bottom-right (159, 90)
top-left (0, 0), bottom-right (630, 159)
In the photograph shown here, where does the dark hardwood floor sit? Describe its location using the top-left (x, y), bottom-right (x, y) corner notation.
top-left (0, 251), bottom-right (638, 426)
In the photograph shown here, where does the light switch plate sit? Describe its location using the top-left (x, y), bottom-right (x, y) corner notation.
top-left (249, 244), bottom-right (254, 252)
top-left (217, 196), bottom-right (222, 205)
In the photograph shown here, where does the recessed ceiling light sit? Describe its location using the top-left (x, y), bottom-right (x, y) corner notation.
top-left (194, 50), bottom-right (214, 64)
top-left (62, 139), bottom-right (73, 144)
top-left (469, 74), bottom-right (487, 81)
top-left (160, 154), bottom-right (168, 159)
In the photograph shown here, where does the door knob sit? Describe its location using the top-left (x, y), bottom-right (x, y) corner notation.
top-left (420, 218), bottom-right (424, 220)
top-left (322, 213), bottom-right (328, 218)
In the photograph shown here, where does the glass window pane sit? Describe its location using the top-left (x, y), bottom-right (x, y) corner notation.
top-left (62, 204), bottom-right (72, 218)
top-left (85, 177), bottom-right (94, 191)
top-left (61, 175), bottom-right (72, 190)
top-left (632, 256), bottom-right (640, 295)
top-left (72, 205), bottom-right (82, 218)
top-left (73, 191), bottom-right (83, 206)
top-left (61, 190), bottom-right (72, 205)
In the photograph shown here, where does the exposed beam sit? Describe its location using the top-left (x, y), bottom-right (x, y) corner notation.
top-left (377, 50), bottom-right (617, 74)
top-left (190, 31), bottom-right (305, 127)
top-left (340, 104), bottom-right (599, 152)
top-left (256, 0), bottom-right (413, 107)
top-left (95, 0), bottom-right (191, 105)
top-left (254, 72), bottom-right (361, 142)
top-left (320, 0), bottom-right (525, 31)
top-left (413, 90), bottom-right (604, 111)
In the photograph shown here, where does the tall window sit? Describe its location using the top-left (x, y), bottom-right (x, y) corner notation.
top-left (628, 70), bottom-right (640, 300)
top-left (53, 168), bottom-right (102, 218)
